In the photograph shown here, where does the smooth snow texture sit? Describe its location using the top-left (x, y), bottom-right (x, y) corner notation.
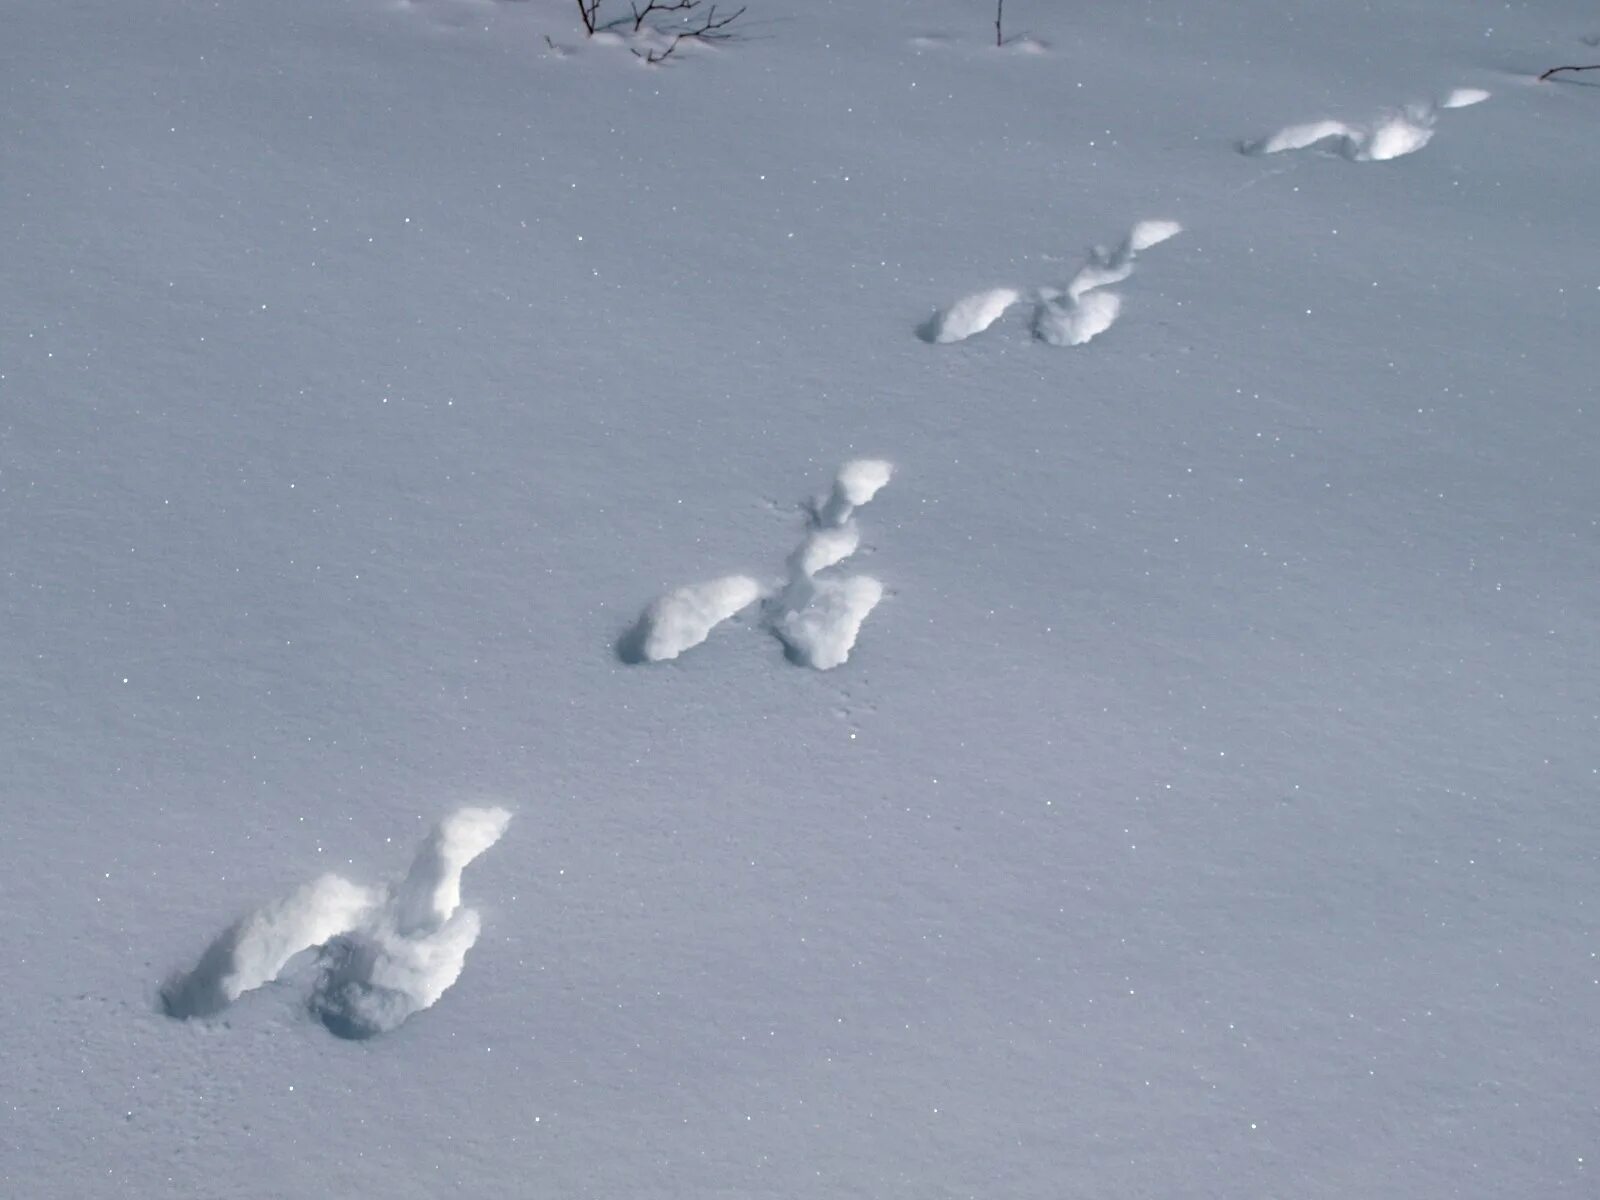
top-left (772, 574), bottom-right (886, 670)
top-left (1441, 87), bottom-right (1491, 108)
top-left (624, 575), bottom-right (764, 662)
top-left (162, 807), bottom-right (510, 1036)
top-left (918, 287), bottom-right (1021, 343)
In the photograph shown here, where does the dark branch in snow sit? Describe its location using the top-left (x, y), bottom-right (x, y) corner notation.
top-left (631, 0), bottom-right (697, 33)
top-left (630, 3), bottom-right (746, 64)
top-left (1539, 64), bottom-right (1600, 81)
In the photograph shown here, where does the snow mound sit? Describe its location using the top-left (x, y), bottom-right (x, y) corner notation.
top-left (999, 36), bottom-right (1050, 56)
top-left (1064, 259), bottom-right (1135, 302)
top-left (1034, 289), bottom-right (1122, 347)
top-left (763, 459), bottom-right (895, 669)
top-left (162, 807), bottom-right (511, 1038)
top-left (1126, 218), bottom-right (1185, 253)
top-left (1246, 92), bottom-right (1485, 162)
top-left (1245, 119), bottom-right (1360, 156)
top-left (1355, 114), bottom-right (1434, 161)
top-left (1038, 218), bottom-right (1181, 346)
top-left (772, 574), bottom-right (886, 670)
top-left (161, 875), bottom-right (378, 1019)
top-left (389, 806), bottom-right (513, 936)
top-left (918, 287), bottom-right (1021, 344)
top-left (791, 522), bottom-right (861, 577)
top-left (921, 219), bottom-right (1178, 349)
top-left (311, 807), bottom-right (512, 1039)
top-left (622, 575), bottom-right (764, 663)
top-left (622, 461), bottom-right (896, 670)
top-left (819, 458), bottom-right (894, 527)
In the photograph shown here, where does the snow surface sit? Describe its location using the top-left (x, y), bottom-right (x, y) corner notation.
top-left (4, 0), bottom-right (1599, 1196)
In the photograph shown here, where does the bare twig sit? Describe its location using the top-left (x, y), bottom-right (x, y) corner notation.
top-left (633, 39), bottom-right (681, 65)
top-left (631, 0), bottom-right (696, 33)
top-left (995, 0), bottom-right (1004, 48)
top-left (575, 0), bottom-right (600, 35)
top-left (631, 2), bottom-right (745, 62)
top-left (683, 3), bottom-right (744, 40)
top-left (1540, 63), bottom-right (1600, 81)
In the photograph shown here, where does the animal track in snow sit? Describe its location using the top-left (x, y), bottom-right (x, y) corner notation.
top-left (622, 460), bottom-right (894, 670)
top-left (162, 806), bottom-right (510, 1039)
top-left (770, 459), bottom-right (892, 670)
top-left (1243, 87), bottom-right (1489, 162)
top-left (920, 219), bottom-right (1182, 347)
top-left (1035, 219), bottom-right (1182, 347)
top-left (918, 287), bottom-right (1022, 344)
top-left (618, 575), bottom-right (764, 663)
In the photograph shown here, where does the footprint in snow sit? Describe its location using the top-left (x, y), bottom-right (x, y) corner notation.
top-left (161, 807), bottom-right (510, 1039)
top-left (1242, 87), bottom-right (1489, 162)
top-left (621, 459), bottom-right (895, 670)
top-left (919, 218), bottom-right (1183, 347)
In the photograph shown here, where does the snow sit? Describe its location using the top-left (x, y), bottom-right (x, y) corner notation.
top-left (624, 575), bottom-right (765, 662)
top-left (161, 806), bottom-right (511, 1037)
top-left (160, 874), bottom-right (380, 1019)
top-left (312, 805), bottom-right (511, 1039)
top-left (771, 573), bottom-right (886, 671)
top-left (919, 286), bottom-right (1023, 344)
top-left (4, 0), bottom-right (1599, 1195)
top-left (767, 458), bottom-right (892, 670)
top-left (826, 458), bottom-right (895, 518)
top-left (1442, 86), bottom-right (1493, 109)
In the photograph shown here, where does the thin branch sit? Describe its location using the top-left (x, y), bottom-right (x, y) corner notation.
top-left (633, 37), bottom-right (683, 65)
top-left (996, 0), bottom-right (1004, 48)
top-left (631, 0), bottom-right (697, 33)
top-left (575, 0), bottom-right (599, 36)
top-left (685, 3), bottom-right (745, 40)
top-left (632, 1), bottom-right (745, 61)
top-left (1539, 63), bottom-right (1600, 81)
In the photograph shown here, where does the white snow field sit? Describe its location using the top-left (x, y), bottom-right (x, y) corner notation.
top-left (3, 0), bottom-right (1598, 1196)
